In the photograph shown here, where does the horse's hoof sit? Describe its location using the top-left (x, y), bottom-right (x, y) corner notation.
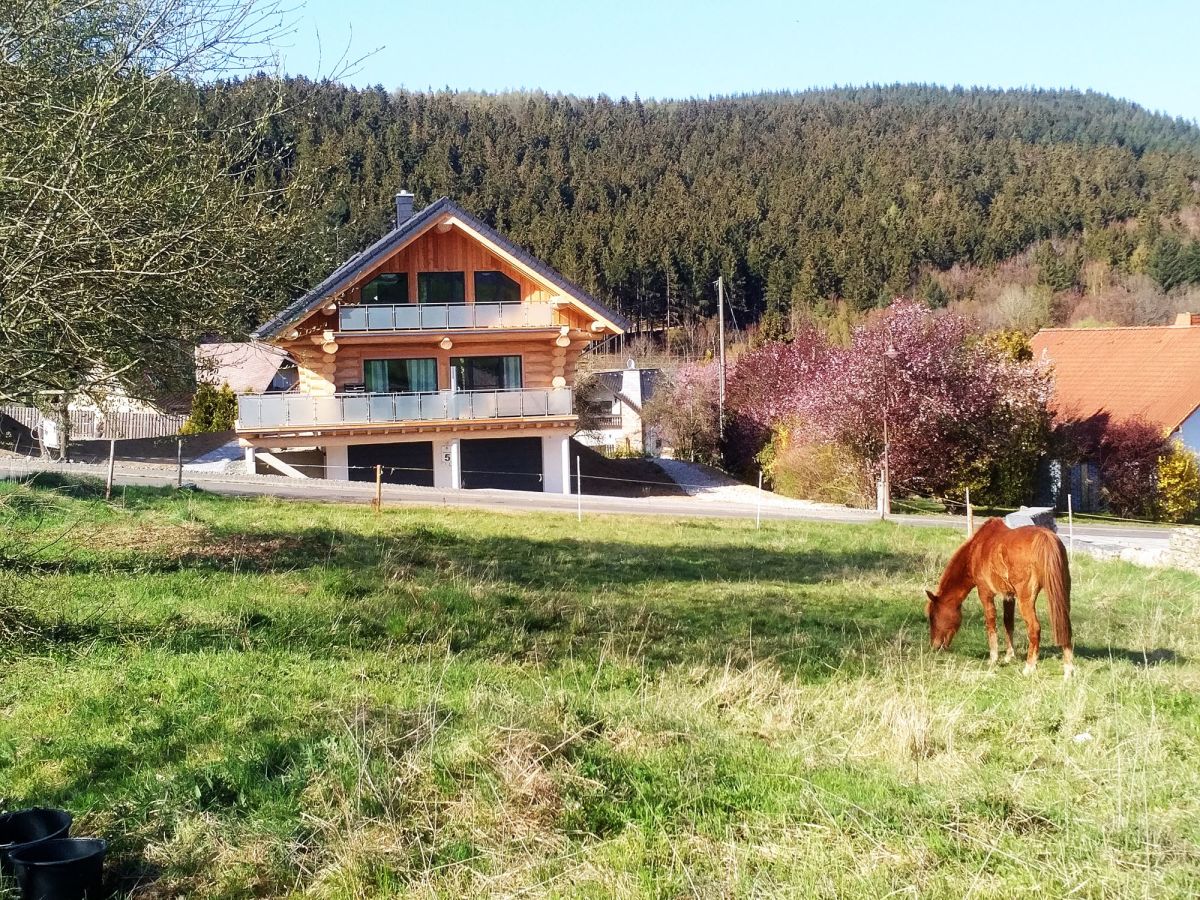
top-left (1003, 652), bottom-right (1015, 664)
top-left (1022, 662), bottom-right (1036, 676)
top-left (1063, 663), bottom-right (1075, 680)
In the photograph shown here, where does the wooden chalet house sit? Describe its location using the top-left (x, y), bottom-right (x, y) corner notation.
top-left (238, 192), bottom-right (629, 492)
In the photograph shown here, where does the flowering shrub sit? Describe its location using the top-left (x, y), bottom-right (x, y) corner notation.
top-left (1155, 441), bottom-right (1200, 523)
top-left (643, 363), bottom-right (722, 465)
top-left (732, 299), bottom-right (1052, 505)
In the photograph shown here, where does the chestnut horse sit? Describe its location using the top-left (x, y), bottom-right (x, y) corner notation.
top-left (926, 517), bottom-right (1074, 677)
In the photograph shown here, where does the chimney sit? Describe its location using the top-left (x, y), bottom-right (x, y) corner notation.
top-left (1173, 312), bottom-right (1200, 327)
top-left (395, 190), bottom-right (415, 227)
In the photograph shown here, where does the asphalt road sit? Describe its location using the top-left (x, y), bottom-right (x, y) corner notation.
top-left (1, 457), bottom-right (1174, 550)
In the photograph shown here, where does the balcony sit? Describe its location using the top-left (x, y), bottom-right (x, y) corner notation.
top-left (237, 388), bottom-right (575, 430)
top-left (338, 302), bottom-right (564, 333)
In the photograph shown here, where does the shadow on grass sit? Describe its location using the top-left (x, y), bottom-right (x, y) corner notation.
top-left (10, 516), bottom-right (926, 672)
top-left (1073, 645), bottom-right (1182, 667)
top-left (9, 486), bottom-right (1185, 675)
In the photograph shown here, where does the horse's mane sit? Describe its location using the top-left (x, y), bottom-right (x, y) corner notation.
top-left (935, 518), bottom-right (1003, 595)
top-left (936, 535), bottom-right (975, 595)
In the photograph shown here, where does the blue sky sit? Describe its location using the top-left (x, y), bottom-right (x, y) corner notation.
top-left (280, 0), bottom-right (1200, 122)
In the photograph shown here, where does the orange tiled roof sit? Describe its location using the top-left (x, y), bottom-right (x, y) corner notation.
top-left (1030, 316), bottom-right (1200, 433)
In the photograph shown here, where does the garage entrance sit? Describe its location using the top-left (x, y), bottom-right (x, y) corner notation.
top-left (348, 441), bottom-right (435, 486)
top-left (461, 437), bottom-right (543, 492)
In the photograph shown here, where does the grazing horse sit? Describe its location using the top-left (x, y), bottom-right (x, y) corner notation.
top-left (925, 517), bottom-right (1074, 677)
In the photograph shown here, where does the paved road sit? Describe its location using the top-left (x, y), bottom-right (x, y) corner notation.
top-left (1, 457), bottom-right (1174, 551)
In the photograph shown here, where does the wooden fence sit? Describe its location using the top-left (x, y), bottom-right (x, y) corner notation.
top-left (1, 405), bottom-right (187, 440)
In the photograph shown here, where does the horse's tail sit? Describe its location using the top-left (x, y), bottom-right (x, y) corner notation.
top-left (1035, 529), bottom-right (1072, 648)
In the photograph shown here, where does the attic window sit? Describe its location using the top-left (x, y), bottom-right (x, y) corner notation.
top-left (418, 272), bottom-right (465, 304)
top-left (361, 273), bottom-right (408, 304)
top-left (474, 271), bottom-right (521, 304)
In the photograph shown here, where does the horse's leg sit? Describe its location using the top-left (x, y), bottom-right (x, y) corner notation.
top-left (1017, 589), bottom-right (1041, 675)
top-left (979, 587), bottom-right (999, 665)
top-left (1002, 597), bottom-right (1016, 663)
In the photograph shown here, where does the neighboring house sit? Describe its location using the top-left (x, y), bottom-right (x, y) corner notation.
top-left (237, 192), bottom-right (629, 492)
top-left (575, 365), bottom-right (661, 456)
top-left (1031, 312), bottom-right (1200, 509)
top-left (196, 342), bottom-right (297, 394)
top-left (2, 369), bottom-right (188, 447)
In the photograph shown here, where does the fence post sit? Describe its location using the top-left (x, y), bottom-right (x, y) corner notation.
top-left (105, 438), bottom-right (116, 501)
top-left (965, 487), bottom-right (974, 537)
top-left (756, 470), bottom-right (763, 529)
top-left (877, 477), bottom-right (886, 520)
top-left (1067, 494), bottom-right (1074, 560)
top-left (576, 455), bottom-right (582, 523)
top-left (374, 464), bottom-right (382, 513)
top-left (176, 438), bottom-right (183, 488)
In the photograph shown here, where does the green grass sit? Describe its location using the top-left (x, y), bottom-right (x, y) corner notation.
top-left (1, 475), bottom-right (1199, 898)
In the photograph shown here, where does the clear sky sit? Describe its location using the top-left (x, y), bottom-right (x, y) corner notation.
top-left (279, 0), bottom-right (1200, 123)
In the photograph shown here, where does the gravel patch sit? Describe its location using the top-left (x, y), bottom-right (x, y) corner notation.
top-left (654, 459), bottom-right (850, 511)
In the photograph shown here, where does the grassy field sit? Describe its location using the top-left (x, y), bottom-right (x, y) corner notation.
top-left (1, 476), bottom-right (1198, 898)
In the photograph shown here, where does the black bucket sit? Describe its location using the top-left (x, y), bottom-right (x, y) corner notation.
top-left (8, 838), bottom-right (106, 900)
top-left (0, 808), bottom-right (72, 874)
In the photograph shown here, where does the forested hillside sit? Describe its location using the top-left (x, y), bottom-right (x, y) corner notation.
top-left (216, 81), bottom-right (1200, 332)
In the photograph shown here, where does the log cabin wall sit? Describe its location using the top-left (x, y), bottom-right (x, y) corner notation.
top-left (329, 337), bottom-right (586, 392)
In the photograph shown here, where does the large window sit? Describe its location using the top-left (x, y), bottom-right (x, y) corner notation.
top-left (473, 270), bottom-right (521, 304)
top-left (363, 358), bottom-right (438, 393)
top-left (452, 355), bottom-right (522, 391)
top-left (360, 273), bottom-right (408, 304)
top-left (418, 271), bottom-right (465, 304)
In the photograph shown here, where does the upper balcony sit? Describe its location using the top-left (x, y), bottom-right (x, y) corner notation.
top-left (236, 388), bottom-right (575, 432)
top-left (338, 302), bottom-right (566, 334)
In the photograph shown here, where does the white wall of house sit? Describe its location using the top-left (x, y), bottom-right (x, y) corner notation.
top-left (542, 433), bottom-right (572, 494)
top-left (326, 445), bottom-right (348, 480)
top-left (575, 366), bottom-right (659, 456)
top-left (245, 428), bottom-right (572, 493)
top-left (1179, 409), bottom-right (1200, 454)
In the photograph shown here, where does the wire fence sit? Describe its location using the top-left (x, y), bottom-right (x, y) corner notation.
top-left (3, 449), bottom-right (1178, 532)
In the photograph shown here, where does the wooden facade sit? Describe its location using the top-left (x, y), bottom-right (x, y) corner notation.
top-left (273, 220), bottom-right (601, 402)
top-left (346, 225), bottom-right (556, 307)
top-left (240, 199), bottom-right (624, 492)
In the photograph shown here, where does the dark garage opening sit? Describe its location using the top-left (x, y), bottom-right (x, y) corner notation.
top-left (461, 437), bottom-right (543, 492)
top-left (348, 441), bottom-right (435, 486)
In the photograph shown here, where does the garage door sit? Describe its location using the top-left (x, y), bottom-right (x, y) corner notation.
top-left (348, 441), bottom-right (434, 487)
top-left (461, 437), bottom-right (543, 492)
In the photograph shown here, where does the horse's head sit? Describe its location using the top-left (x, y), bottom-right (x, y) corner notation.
top-left (925, 590), bottom-right (961, 650)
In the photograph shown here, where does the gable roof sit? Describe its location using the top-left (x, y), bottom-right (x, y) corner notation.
top-left (196, 342), bottom-right (294, 394)
top-left (1030, 320), bottom-right (1200, 433)
top-left (253, 197), bottom-right (629, 340)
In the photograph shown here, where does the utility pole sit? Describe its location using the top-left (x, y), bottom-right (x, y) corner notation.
top-left (717, 275), bottom-right (726, 442)
top-left (880, 345), bottom-right (898, 518)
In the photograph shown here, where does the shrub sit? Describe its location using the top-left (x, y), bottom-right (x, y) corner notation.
top-left (799, 299), bottom-right (1051, 504)
top-left (1156, 442), bottom-right (1200, 523)
top-left (1093, 417), bottom-right (1170, 518)
top-left (718, 300), bottom-right (1052, 505)
top-left (760, 429), bottom-right (873, 507)
top-left (182, 382), bottom-right (238, 434)
top-left (643, 363), bottom-right (721, 465)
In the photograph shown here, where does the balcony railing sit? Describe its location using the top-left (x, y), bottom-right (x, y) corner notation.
top-left (338, 302), bottom-right (564, 333)
top-left (237, 388), bottom-right (575, 430)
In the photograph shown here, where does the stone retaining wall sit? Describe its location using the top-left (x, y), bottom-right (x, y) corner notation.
top-left (1162, 526), bottom-right (1200, 575)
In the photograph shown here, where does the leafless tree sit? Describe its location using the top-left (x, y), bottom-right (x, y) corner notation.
top-left (0, 0), bottom-right (310, 455)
